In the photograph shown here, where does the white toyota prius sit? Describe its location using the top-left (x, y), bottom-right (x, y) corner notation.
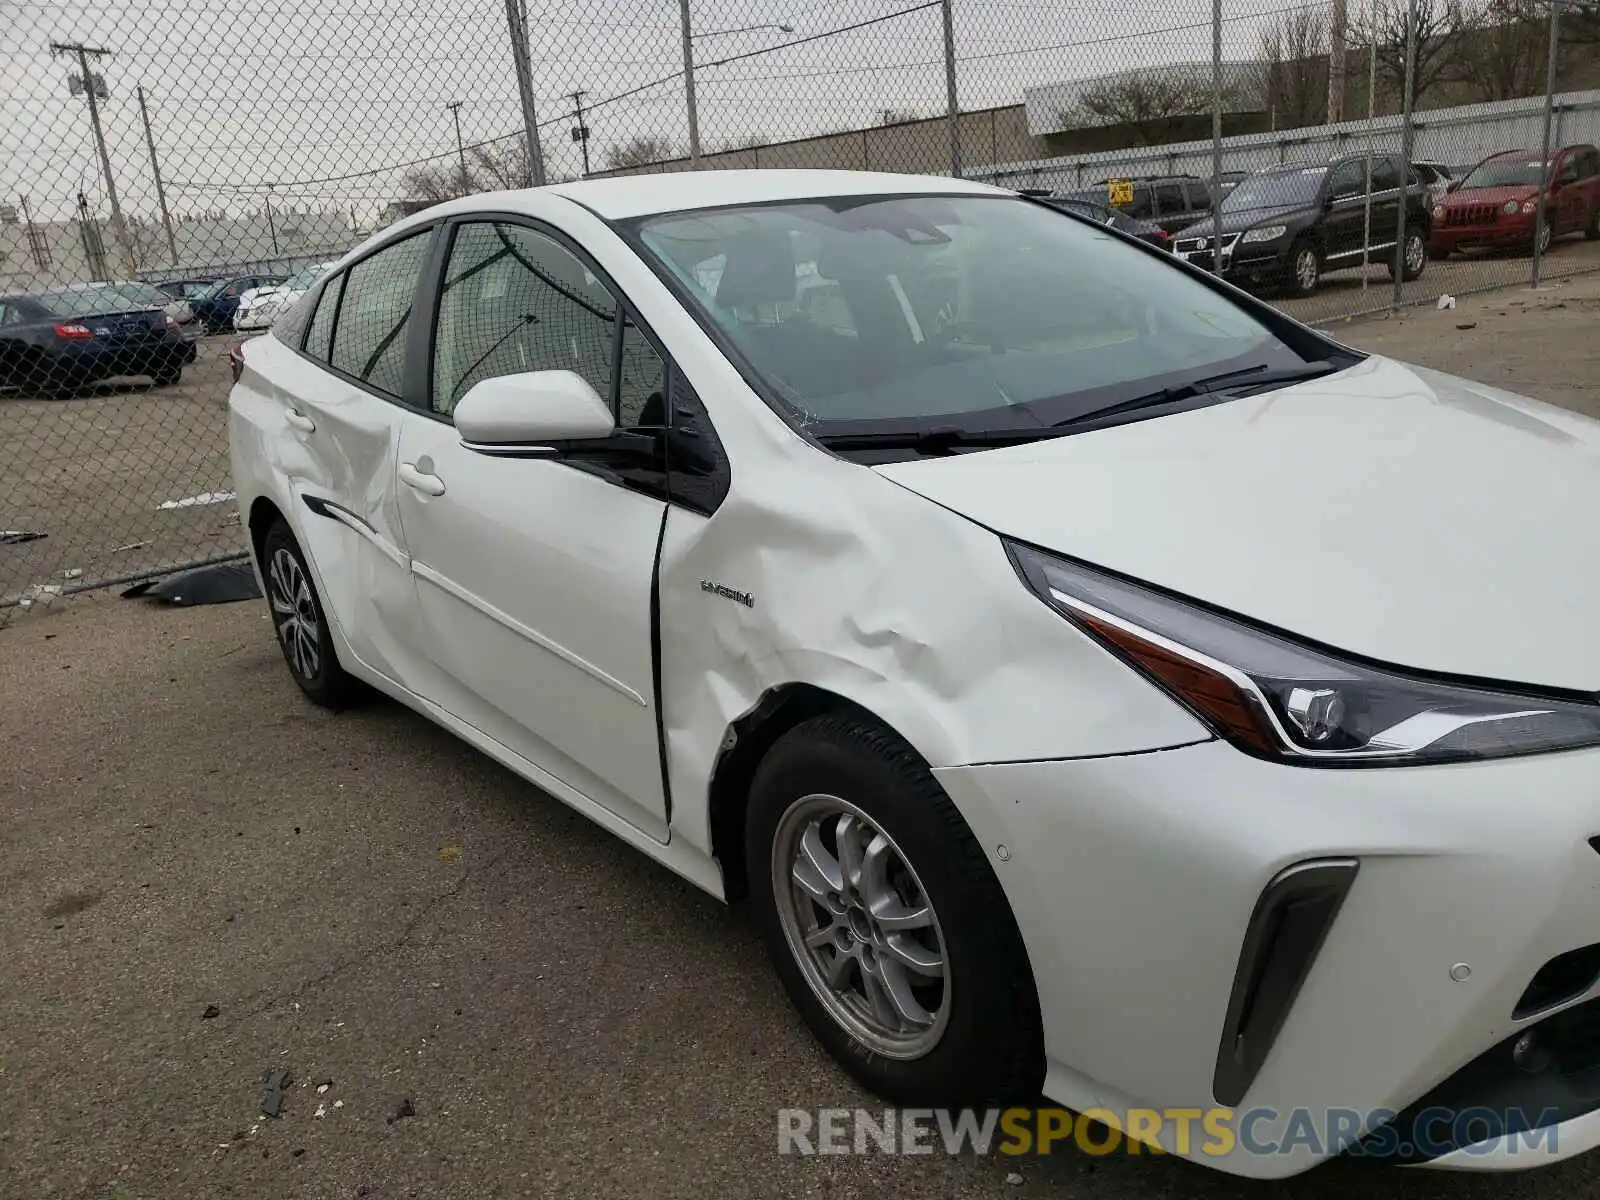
top-left (229, 169), bottom-right (1600, 1178)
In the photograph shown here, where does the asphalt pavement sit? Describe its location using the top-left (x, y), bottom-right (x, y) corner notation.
top-left (2, 277), bottom-right (1599, 1199)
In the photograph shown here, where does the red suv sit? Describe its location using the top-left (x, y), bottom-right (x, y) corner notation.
top-left (1429, 144), bottom-right (1600, 257)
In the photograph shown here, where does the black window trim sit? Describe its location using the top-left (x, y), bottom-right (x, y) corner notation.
top-left (281, 222), bottom-right (441, 409)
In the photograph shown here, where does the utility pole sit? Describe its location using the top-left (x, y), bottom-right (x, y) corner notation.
top-left (1328, 0), bottom-right (1348, 124)
top-left (1393, 0), bottom-right (1417, 305)
top-left (1533, 0), bottom-right (1564, 288)
top-left (571, 90), bottom-right (591, 178)
top-left (77, 190), bottom-right (108, 281)
top-left (52, 41), bottom-right (133, 275)
top-left (503, 0), bottom-right (547, 185)
top-left (264, 183), bottom-right (280, 258)
top-left (446, 100), bottom-right (468, 194)
top-left (941, 0), bottom-right (960, 177)
top-left (19, 195), bottom-right (51, 271)
top-left (136, 86), bottom-right (179, 265)
top-left (680, 0), bottom-right (701, 167)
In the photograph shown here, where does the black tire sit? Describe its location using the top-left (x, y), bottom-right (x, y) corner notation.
top-left (746, 712), bottom-right (1043, 1106)
top-left (152, 364), bottom-right (183, 387)
top-left (1282, 240), bottom-right (1321, 298)
top-left (260, 519), bottom-right (358, 709)
top-left (1585, 208), bottom-right (1599, 241)
top-left (1389, 230), bottom-right (1428, 283)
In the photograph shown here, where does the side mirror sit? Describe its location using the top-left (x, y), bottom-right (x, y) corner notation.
top-left (453, 369), bottom-right (616, 449)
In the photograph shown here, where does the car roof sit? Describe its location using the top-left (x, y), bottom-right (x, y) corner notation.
top-left (399, 169), bottom-right (1007, 224)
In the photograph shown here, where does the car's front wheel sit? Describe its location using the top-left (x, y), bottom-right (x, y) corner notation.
top-left (261, 519), bottom-right (357, 708)
top-left (1284, 241), bottom-right (1320, 297)
top-left (747, 713), bottom-right (1043, 1106)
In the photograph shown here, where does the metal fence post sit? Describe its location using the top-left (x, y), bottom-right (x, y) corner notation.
top-left (680, 0), bottom-right (701, 168)
top-left (1533, 0), bottom-right (1562, 289)
top-left (942, 0), bottom-right (960, 178)
top-left (504, 0), bottom-right (546, 186)
top-left (1210, 0), bottom-right (1223, 276)
top-left (1394, 0), bottom-right (1417, 308)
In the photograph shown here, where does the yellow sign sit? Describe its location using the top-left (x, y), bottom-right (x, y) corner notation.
top-left (1107, 179), bottom-right (1135, 207)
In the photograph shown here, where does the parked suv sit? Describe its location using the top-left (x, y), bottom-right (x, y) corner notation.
top-left (1084, 174), bottom-right (1219, 237)
top-left (1429, 144), bottom-right (1600, 258)
top-left (1171, 153), bottom-right (1432, 297)
top-left (1037, 193), bottom-right (1174, 250)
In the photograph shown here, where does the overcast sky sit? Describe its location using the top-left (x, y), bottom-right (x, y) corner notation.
top-left (2, 0), bottom-right (1309, 225)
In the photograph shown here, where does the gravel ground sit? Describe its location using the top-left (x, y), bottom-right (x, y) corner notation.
top-left (1, 275), bottom-right (1598, 1199)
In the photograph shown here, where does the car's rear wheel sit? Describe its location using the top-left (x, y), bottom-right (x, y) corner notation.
top-left (1389, 231), bottom-right (1428, 282)
top-left (747, 713), bottom-right (1043, 1106)
top-left (152, 363), bottom-right (182, 387)
top-left (261, 519), bottom-right (357, 709)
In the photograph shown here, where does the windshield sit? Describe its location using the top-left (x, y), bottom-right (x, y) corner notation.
top-left (631, 194), bottom-right (1305, 430)
top-left (1222, 168), bottom-right (1326, 213)
top-left (1461, 157), bottom-right (1548, 189)
top-left (33, 282), bottom-right (170, 316)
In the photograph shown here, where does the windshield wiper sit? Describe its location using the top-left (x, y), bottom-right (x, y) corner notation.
top-left (1056, 360), bottom-right (1340, 427)
top-left (813, 424), bottom-right (1067, 455)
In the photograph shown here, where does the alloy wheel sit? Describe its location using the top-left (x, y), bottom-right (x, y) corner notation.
top-left (1405, 234), bottom-right (1426, 274)
top-left (771, 793), bottom-right (951, 1060)
top-left (267, 547), bottom-right (320, 680)
top-left (1295, 248), bottom-right (1319, 292)
top-left (1537, 222), bottom-right (1552, 255)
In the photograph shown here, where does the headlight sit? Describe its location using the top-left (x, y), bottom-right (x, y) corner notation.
top-left (1008, 543), bottom-right (1600, 767)
top-left (1432, 205), bottom-right (1446, 220)
top-left (1241, 225), bottom-right (1287, 243)
top-left (1504, 199), bottom-right (1522, 214)
top-left (1521, 199), bottom-right (1539, 214)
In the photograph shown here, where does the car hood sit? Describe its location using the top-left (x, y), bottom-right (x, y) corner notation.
top-left (1443, 184), bottom-right (1537, 207)
top-left (874, 356), bottom-right (1600, 691)
top-left (240, 286), bottom-right (286, 306)
top-left (1174, 204), bottom-right (1304, 237)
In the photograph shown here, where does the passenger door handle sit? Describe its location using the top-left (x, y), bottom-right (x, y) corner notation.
top-left (399, 462), bottom-right (446, 497)
top-left (284, 408), bottom-right (316, 433)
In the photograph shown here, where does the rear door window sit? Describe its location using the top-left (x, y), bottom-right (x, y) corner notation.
top-left (1152, 183), bottom-right (1187, 217)
top-left (329, 231), bottom-right (431, 398)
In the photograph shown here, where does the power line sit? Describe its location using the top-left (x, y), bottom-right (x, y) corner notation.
top-left (162, 0), bottom-right (1324, 195)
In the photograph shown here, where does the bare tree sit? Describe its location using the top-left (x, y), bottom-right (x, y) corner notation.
top-left (604, 135), bottom-right (679, 169)
top-left (1456, 0), bottom-right (1546, 99)
top-left (1256, 7), bottom-right (1330, 129)
top-left (1354, 0), bottom-right (1478, 106)
top-left (1066, 70), bottom-right (1221, 144)
top-left (400, 141), bottom-right (540, 202)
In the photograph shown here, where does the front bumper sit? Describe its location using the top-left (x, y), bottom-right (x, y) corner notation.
top-left (936, 739), bottom-right (1600, 1178)
top-left (1175, 238), bottom-right (1289, 285)
top-left (1431, 216), bottom-right (1534, 253)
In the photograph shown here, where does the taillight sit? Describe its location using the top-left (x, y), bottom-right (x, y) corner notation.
top-left (54, 323), bottom-right (94, 339)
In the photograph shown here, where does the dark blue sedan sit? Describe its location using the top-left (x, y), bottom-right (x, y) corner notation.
top-left (188, 274), bottom-right (286, 333)
top-left (0, 282), bottom-right (190, 397)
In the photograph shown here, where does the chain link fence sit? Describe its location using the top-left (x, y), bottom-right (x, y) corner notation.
top-left (4, 0), bottom-right (1600, 617)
